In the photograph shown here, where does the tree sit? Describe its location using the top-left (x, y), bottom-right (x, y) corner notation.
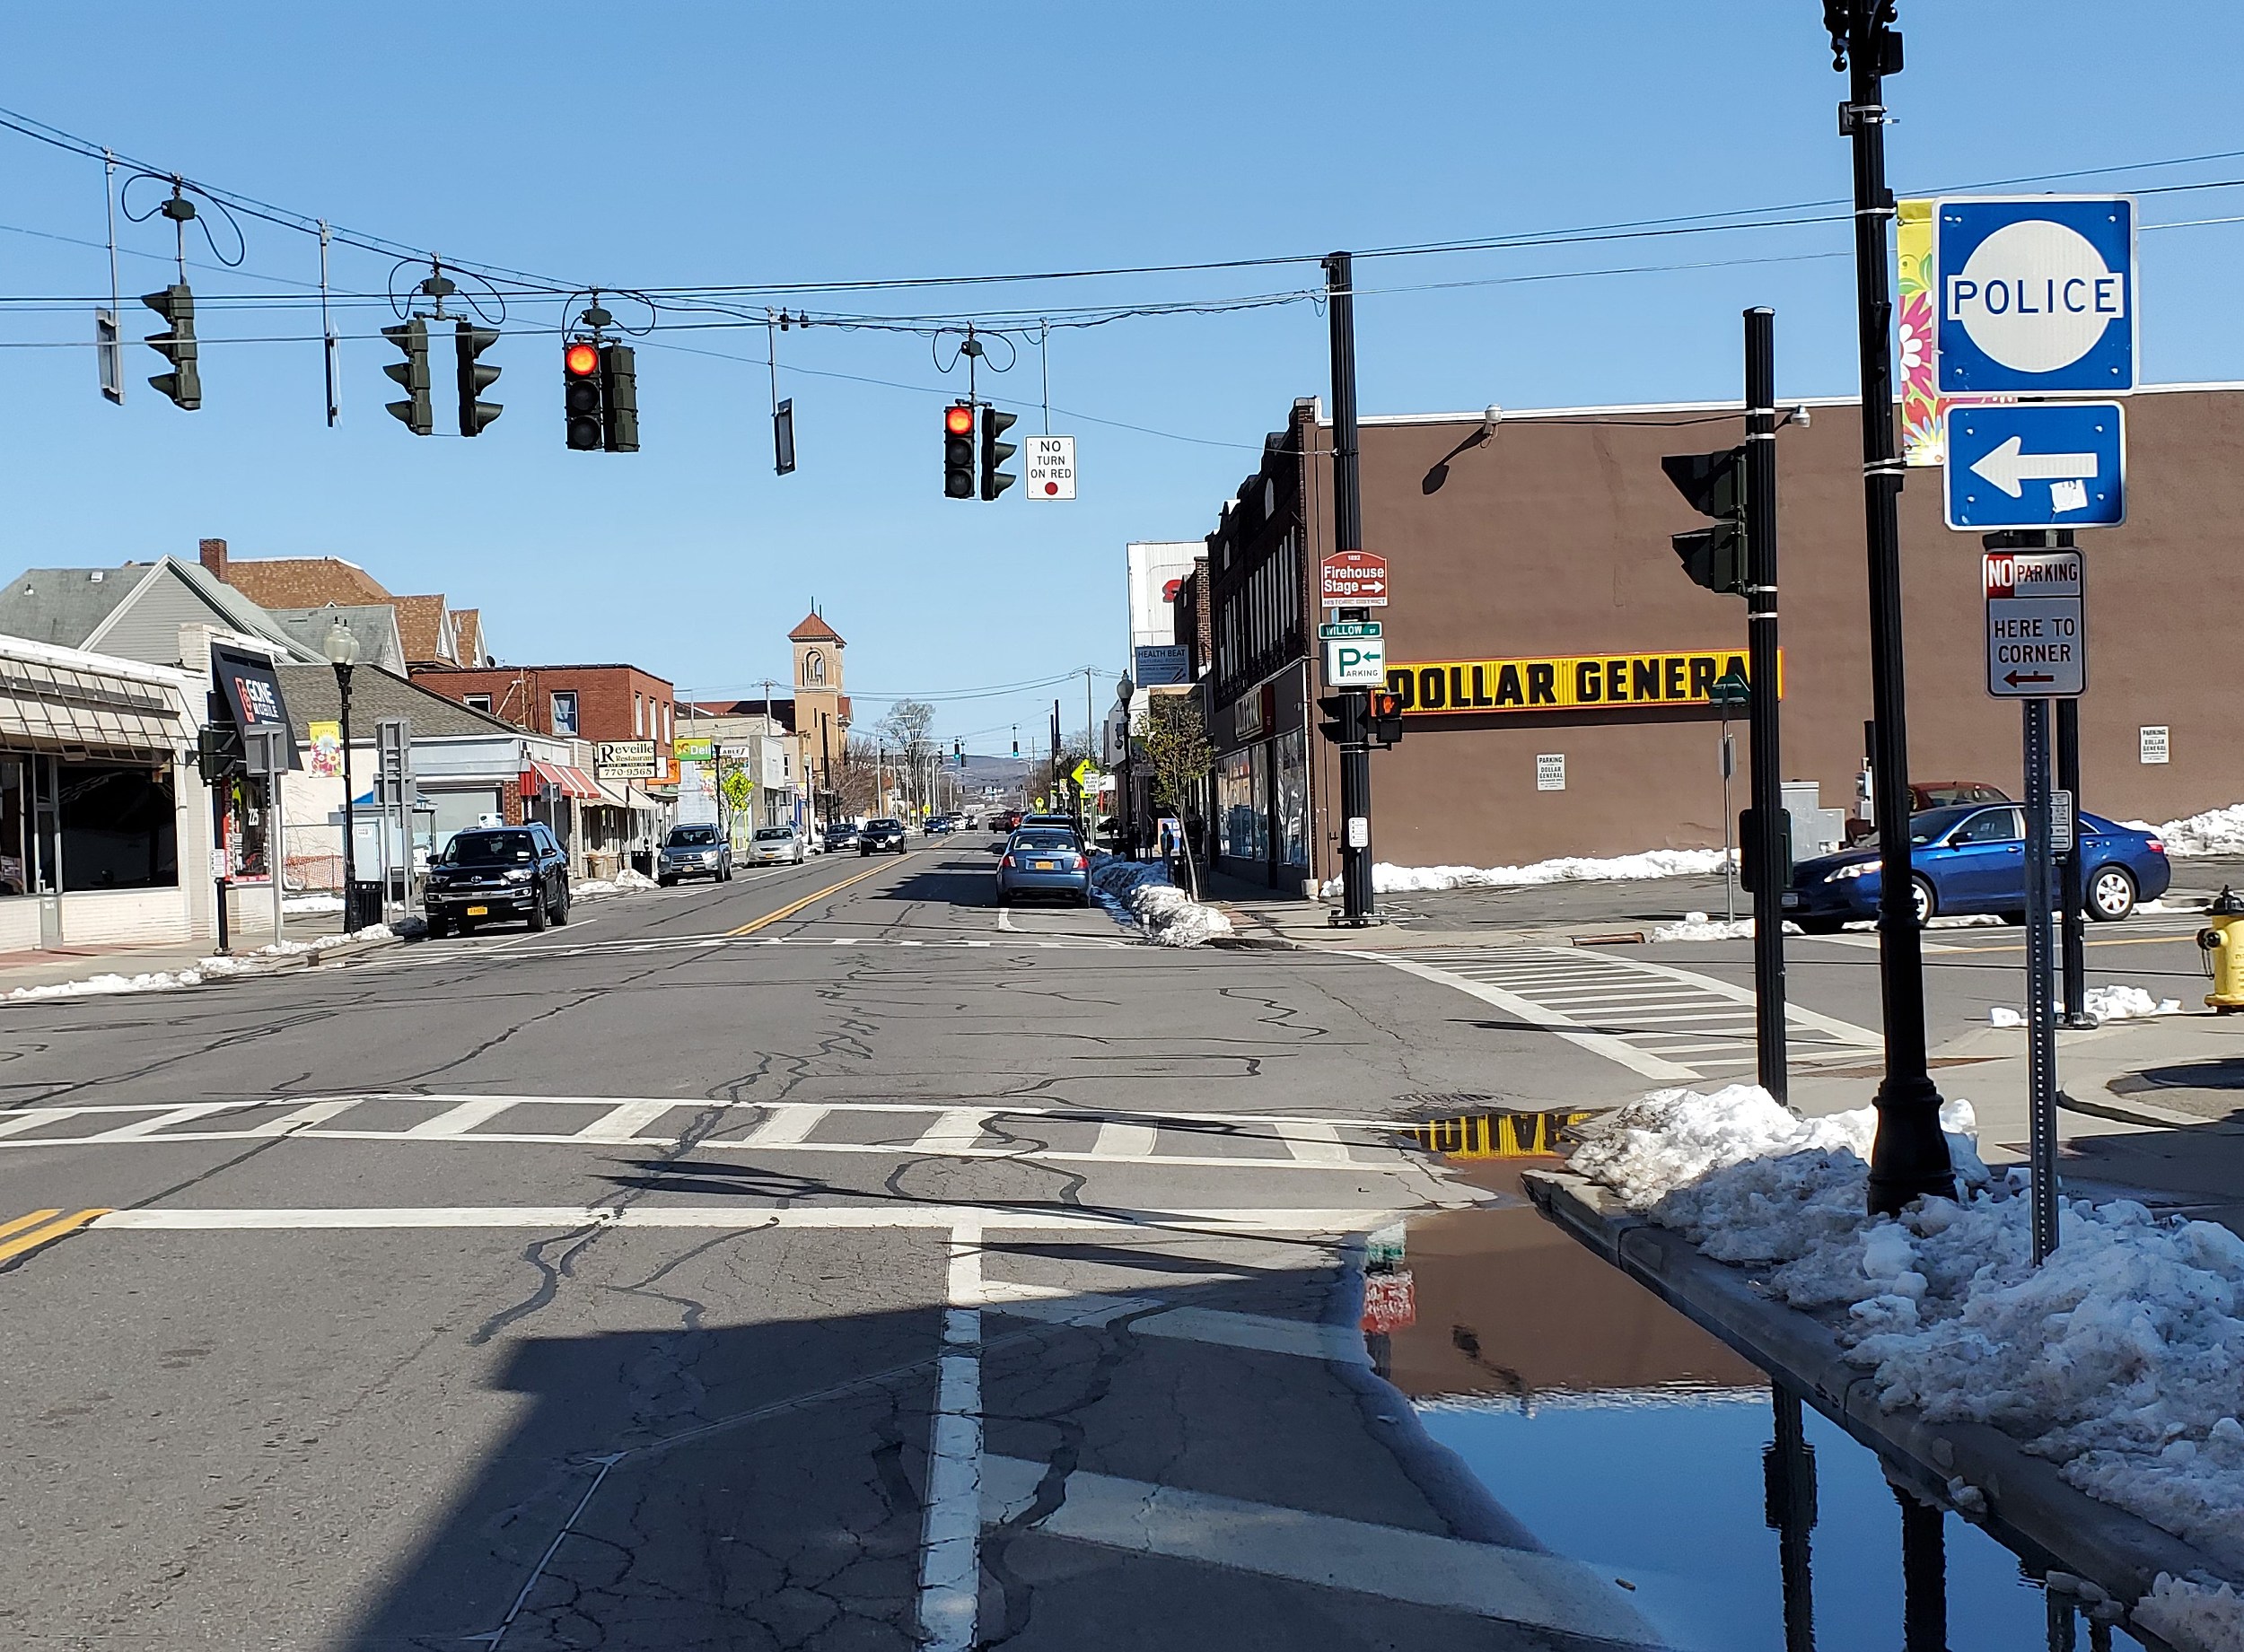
top-left (1139, 695), bottom-right (1214, 898)
top-left (878, 700), bottom-right (937, 814)
top-left (833, 734), bottom-right (881, 817)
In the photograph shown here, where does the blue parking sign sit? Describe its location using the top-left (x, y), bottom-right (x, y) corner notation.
top-left (1935, 197), bottom-right (2134, 395)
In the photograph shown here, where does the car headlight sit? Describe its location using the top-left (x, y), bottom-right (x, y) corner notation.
top-left (1828, 862), bottom-right (1875, 882)
top-left (503, 868), bottom-right (535, 883)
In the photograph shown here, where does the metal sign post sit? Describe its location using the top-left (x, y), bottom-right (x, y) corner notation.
top-left (245, 728), bottom-right (286, 942)
top-left (2022, 698), bottom-right (2060, 1263)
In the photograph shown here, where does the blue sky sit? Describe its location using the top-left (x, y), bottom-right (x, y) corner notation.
top-left (4, 2), bottom-right (2240, 751)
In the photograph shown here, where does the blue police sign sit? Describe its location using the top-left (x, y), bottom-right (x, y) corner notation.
top-left (1935, 197), bottom-right (2134, 395)
top-left (1944, 402), bottom-right (2126, 531)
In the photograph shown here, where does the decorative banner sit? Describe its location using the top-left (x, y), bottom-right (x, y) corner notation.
top-left (308, 720), bottom-right (342, 778)
top-left (1383, 648), bottom-right (1782, 715)
top-left (1898, 199), bottom-right (2010, 467)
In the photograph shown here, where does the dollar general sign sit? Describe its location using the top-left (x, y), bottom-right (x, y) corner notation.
top-left (1384, 648), bottom-right (1782, 715)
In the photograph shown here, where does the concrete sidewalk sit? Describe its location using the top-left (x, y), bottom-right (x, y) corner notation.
top-left (0, 909), bottom-right (399, 1000)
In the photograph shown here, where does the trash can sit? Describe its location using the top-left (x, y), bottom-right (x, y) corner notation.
top-left (345, 880), bottom-right (384, 933)
top-left (631, 850), bottom-right (653, 878)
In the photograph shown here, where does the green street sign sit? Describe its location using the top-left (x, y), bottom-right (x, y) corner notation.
top-left (1318, 621), bottom-right (1383, 640)
top-left (1710, 671), bottom-right (1750, 706)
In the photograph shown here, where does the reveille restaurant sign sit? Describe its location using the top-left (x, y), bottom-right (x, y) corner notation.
top-left (1384, 649), bottom-right (1782, 714)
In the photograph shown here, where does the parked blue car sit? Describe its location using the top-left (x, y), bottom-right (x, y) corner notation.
top-left (1783, 805), bottom-right (2169, 932)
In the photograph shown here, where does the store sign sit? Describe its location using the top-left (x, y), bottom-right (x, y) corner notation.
top-left (1384, 648), bottom-right (1781, 715)
top-left (673, 737), bottom-right (714, 762)
top-left (595, 739), bottom-right (658, 779)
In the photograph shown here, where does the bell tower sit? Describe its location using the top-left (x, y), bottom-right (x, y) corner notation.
top-left (789, 607), bottom-right (847, 820)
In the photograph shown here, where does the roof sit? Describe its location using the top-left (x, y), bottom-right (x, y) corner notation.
top-left (273, 663), bottom-right (525, 741)
top-left (266, 605), bottom-right (407, 674)
top-left (0, 565), bottom-right (141, 649)
top-left (789, 610), bottom-right (846, 644)
top-left (391, 594), bottom-right (454, 666)
top-left (216, 555), bottom-right (391, 609)
top-left (451, 607), bottom-right (485, 667)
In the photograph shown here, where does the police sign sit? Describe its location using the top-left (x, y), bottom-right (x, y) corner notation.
top-left (1936, 197), bottom-right (2135, 395)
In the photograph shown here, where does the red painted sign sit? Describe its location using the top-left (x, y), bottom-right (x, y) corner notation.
top-left (1320, 550), bottom-right (1389, 607)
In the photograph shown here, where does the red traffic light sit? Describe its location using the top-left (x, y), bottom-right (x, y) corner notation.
top-left (1370, 691), bottom-right (1401, 718)
top-left (944, 402), bottom-right (975, 436)
top-left (565, 341), bottom-right (600, 377)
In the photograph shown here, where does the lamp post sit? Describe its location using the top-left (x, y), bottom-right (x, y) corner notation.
top-left (323, 618), bottom-right (362, 931)
top-left (1116, 673), bottom-right (1135, 856)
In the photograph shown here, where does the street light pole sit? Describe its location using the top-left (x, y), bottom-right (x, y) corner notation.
top-left (323, 618), bottom-right (363, 931)
top-left (1829, 0), bottom-right (1953, 1213)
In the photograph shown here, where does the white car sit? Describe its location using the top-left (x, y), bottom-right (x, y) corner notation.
top-left (746, 825), bottom-right (807, 865)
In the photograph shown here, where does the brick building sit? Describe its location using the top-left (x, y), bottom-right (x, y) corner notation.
top-left (410, 663), bottom-right (676, 763)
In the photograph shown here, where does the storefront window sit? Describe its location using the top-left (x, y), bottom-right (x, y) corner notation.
top-left (1219, 747), bottom-right (1267, 863)
top-left (1272, 730), bottom-right (1309, 869)
top-left (60, 763), bottom-right (177, 891)
top-left (0, 757), bottom-right (31, 895)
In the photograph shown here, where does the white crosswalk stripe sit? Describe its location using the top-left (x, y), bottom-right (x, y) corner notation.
top-left (348, 931), bottom-right (1130, 971)
top-left (0, 1094), bottom-right (1417, 1172)
top-left (1375, 943), bottom-right (1883, 1080)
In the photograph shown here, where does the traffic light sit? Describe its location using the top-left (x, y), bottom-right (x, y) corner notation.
top-left (141, 284), bottom-right (200, 410)
top-left (1661, 447), bottom-right (1746, 595)
top-left (195, 724), bottom-right (242, 785)
top-left (943, 403), bottom-right (976, 498)
top-left (1369, 690), bottom-right (1405, 747)
top-left (980, 406), bottom-right (1018, 500)
top-left (1317, 692), bottom-right (1365, 746)
top-left (600, 344), bottom-right (639, 452)
top-left (383, 318), bottom-right (433, 435)
top-left (564, 338), bottom-right (603, 450)
top-left (954, 739), bottom-right (965, 769)
top-left (455, 321), bottom-right (502, 437)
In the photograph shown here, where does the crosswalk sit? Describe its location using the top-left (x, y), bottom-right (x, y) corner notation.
top-left (1373, 943), bottom-right (1883, 1081)
top-left (0, 1093), bottom-right (1416, 1171)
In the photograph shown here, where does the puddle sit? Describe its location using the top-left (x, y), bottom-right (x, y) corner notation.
top-left (1372, 1169), bottom-right (2152, 1652)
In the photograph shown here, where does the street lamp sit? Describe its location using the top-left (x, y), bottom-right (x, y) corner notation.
top-left (322, 618), bottom-right (363, 931)
top-left (1116, 673), bottom-right (1135, 856)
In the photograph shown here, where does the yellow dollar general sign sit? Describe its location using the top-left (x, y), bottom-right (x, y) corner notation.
top-left (1383, 648), bottom-right (1783, 715)
top-left (1400, 1112), bottom-right (1593, 1158)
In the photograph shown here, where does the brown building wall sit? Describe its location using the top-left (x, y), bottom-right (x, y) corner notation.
top-left (1277, 385), bottom-right (2244, 874)
top-left (411, 664), bottom-right (674, 756)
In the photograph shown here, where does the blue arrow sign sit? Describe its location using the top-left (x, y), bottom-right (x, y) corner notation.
top-left (1944, 403), bottom-right (2126, 530)
top-left (1934, 197), bottom-right (2134, 395)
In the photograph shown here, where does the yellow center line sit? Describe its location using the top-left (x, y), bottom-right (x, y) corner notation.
top-left (1942, 932), bottom-right (2200, 956)
top-left (0, 1207), bottom-right (111, 1267)
top-left (0, 1208), bottom-right (64, 1244)
top-left (726, 856), bottom-right (903, 937)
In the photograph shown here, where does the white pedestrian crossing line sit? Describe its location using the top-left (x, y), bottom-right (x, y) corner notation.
top-left (0, 1093), bottom-right (1429, 1173)
top-left (1375, 943), bottom-right (1883, 1081)
top-left (353, 931), bottom-right (1131, 972)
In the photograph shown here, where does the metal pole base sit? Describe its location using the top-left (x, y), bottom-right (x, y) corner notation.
top-left (2059, 1014), bottom-right (2101, 1032)
top-left (1867, 1071), bottom-right (1959, 1216)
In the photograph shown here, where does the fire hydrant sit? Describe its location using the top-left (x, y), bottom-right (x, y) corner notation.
top-left (2197, 886), bottom-right (2244, 1012)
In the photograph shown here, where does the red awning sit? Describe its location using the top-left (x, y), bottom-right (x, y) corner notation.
top-left (524, 758), bottom-right (602, 800)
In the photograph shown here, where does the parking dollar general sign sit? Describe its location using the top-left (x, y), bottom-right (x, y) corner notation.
top-left (1383, 649), bottom-right (1782, 714)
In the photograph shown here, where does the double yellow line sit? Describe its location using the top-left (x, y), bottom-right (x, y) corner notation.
top-left (727, 856), bottom-right (899, 937)
top-left (0, 1206), bottom-right (110, 1268)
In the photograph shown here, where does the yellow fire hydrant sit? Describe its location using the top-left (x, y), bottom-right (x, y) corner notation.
top-left (2197, 887), bottom-right (2244, 1012)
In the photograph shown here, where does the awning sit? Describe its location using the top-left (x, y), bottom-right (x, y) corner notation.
top-left (0, 654), bottom-right (183, 758)
top-left (592, 775), bottom-right (637, 809)
top-left (522, 757), bottom-right (600, 800)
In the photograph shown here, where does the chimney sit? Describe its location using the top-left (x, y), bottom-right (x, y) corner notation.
top-left (198, 538), bottom-right (228, 581)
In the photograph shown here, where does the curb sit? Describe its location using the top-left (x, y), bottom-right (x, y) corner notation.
top-left (1521, 1167), bottom-right (2236, 1632)
top-left (2064, 1083), bottom-right (2240, 1132)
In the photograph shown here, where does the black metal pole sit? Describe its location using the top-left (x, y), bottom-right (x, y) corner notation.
top-left (336, 661), bottom-right (358, 932)
top-left (1745, 308), bottom-right (1790, 1106)
top-left (2053, 529), bottom-right (2089, 1025)
top-left (1896, 1486), bottom-right (1948, 1652)
top-left (1324, 251), bottom-right (1375, 926)
top-left (211, 765), bottom-right (231, 956)
top-left (1831, 1), bottom-right (1954, 1213)
top-left (1762, 1385), bottom-right (1819, 1652)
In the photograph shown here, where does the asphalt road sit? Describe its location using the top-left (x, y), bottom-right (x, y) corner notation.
top-left (0, 843), bottom-right (1672, 1652)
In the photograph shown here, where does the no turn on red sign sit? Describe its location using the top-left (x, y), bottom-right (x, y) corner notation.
top-left (1024, 435), bottom-right (1075, 500)
top-left (1321, 550), bottom-right (1389, 607)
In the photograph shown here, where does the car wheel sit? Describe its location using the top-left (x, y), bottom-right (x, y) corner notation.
top-left (425, 913), bottom-right (451, 939)
top-left (1999, 910), bottom-right (2027, 926)
top-left (458, 915), bottom-right (478, 935)
top-left (2087, 865), bottom-right (2136, 922)
top-left (1911, 876), bottom-right (1936, 928)
top-left (1796, 916), bottom-right (1843, 935)
top-left (551, 885), bottom-right (570, 925)
top-left (658, 875), bottom-right (675, 888)
top-left (527, 886), bottom-right (548, 931)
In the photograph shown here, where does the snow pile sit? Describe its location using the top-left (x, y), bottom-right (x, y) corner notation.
top-left (1321, 846), bottom-right (1731, 898)
top-left (1991, 984), bottom-right (2183, 1027)
top-left (4, 925), bottom-right (398, 1002)
top-left (282, 892), bottom-right (345, 914)
top-left (5, 968), bottom-right (205, 1001)
top-left (2157, 804), bottom-right (2244, 858)
top-left (2135, 1574), bottom-right (2244, 1652)
top-left (1571, 1084), bottom-right (2244, 1583)
top-left (1091, 857), bottom-right (1233, 948)
top-left (1650, 911), bottom-right (1805, 942)
top-left (576, 867), bottom-right (661, 902)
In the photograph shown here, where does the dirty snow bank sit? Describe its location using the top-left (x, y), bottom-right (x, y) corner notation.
top-left (1650, 911), bottom-right (1805, 942)
top-left (1990, 984), bottom-right (2184, 1027)
top-left (1571, 1084), bottom-right (2244, 1613)
top-left (575, 866), bottom-right (661, 901)
top-left (2135, 1575), bottom-right (2244, 1652)
top-left (4, 925), bottom-right (398, 1002)
top-left (1320, 846), bottom-right (1730, 899)
top-left (1091, 857), bottom-right (1233, 948)
top-left (282, 892), bottom-right (345, 914)
top-left (2157, 804), bottom-right (2244, 859)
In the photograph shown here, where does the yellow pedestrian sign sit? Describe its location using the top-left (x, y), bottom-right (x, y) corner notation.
top-left (1070, 758), bottom-right (1096, 788)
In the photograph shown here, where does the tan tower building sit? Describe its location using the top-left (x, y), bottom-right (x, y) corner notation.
top-left (790, 609), bottom-right (849, 825)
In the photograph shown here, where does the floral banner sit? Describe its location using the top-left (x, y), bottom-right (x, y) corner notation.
top-left (1897, 200), bottom-right (1942, 465)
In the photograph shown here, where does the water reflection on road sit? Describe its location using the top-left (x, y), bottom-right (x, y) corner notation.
top-left (1376, 1162), bottom-right (2150, 1652)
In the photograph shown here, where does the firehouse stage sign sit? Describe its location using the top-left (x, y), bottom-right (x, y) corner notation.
top-left (1384, 649), bottom-right (1784, 714)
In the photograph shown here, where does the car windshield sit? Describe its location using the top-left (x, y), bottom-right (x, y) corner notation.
top-left (870, 819), bottom-right (901, 830)
top-left (1012, 831), bottom-right (1078, 852)
top-left (1907, 806), bottom-right (1979, 846)
top-left (667, 826), bottom-right (719, 846)
top-left (755, 827), bottom-right (793, 841)
top-left (446, 830), bottom-right (534, 864)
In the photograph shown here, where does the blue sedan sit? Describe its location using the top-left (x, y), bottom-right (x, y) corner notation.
top-left (995, 828), bottom-right (1091, 906)
top-left (1784, 805), bottom-right (2169, 932)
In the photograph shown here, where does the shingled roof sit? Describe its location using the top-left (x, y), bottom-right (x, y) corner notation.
top-left (216, 555), bottom-right (392, 610)
top-left (789, 610), bottom-right (845, 644)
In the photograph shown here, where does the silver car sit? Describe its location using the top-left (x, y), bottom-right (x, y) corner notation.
top-left (747, 825), bottom-right (807, 865)
top-left (657, 824), bottom-right (732, 886)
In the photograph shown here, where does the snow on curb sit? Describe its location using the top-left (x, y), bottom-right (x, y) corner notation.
top-left (1089, 857), bottom-right (1233, 948)
top-left (4, 925), bottom-right (399, 1002)
top-left (1990, 984), bottom-right (2184, 1027)
top-left (2155, 803), bottom-right (2244, 859)
top-left (575, 867), bottom-right (661, 901)
top-left (1650, 910), bottom-right (1805, 942)
top-left (1570, 1083), bottom-right (2244, 1619)
top-left (282, 892), bottom-right (345, 914)
top-left (1319, 846), bottom-right (1731, 898)
top-left (2135, 1574), bottom-right (2244, 1652)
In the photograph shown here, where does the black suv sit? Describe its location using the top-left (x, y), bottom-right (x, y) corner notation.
top-left (425, 823), bottom-right (570, 937)
top-left (858, 817), bottom-right (907, 854)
